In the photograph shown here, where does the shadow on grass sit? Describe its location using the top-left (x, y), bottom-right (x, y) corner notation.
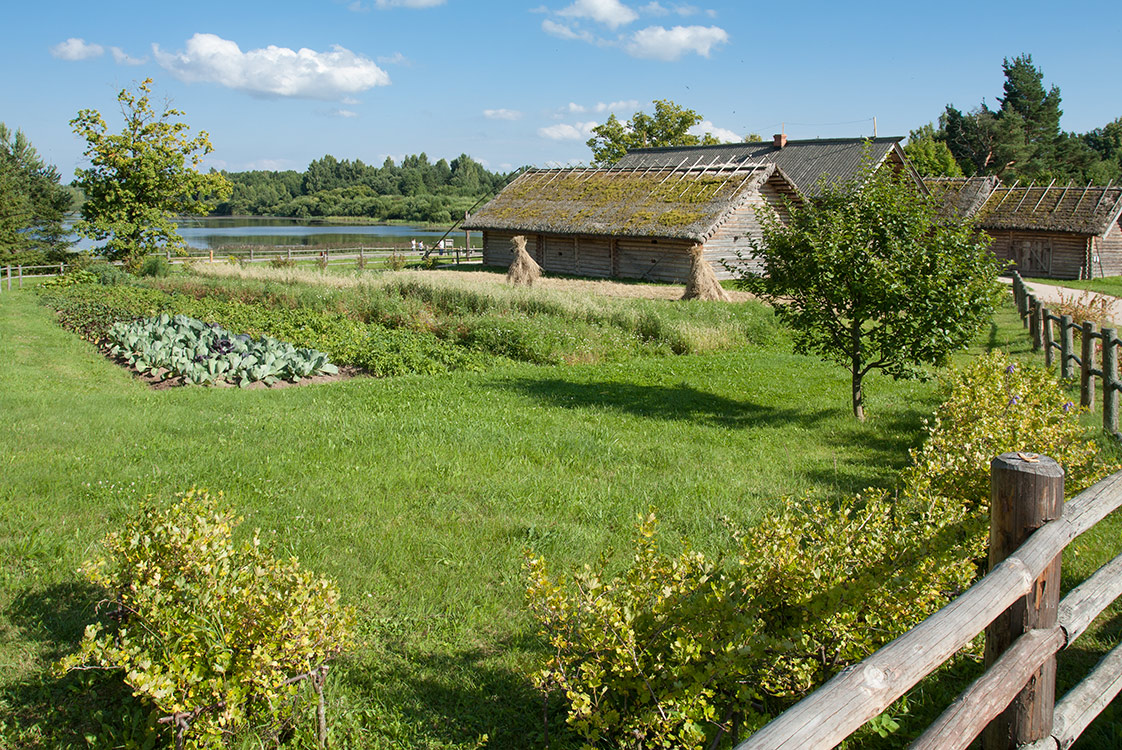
top-left (498, 376), bottom-right (841, 431)
top-left (1, 581), bottom-right (165, 749)
top-left (340, 632), bottom-right (570, 749)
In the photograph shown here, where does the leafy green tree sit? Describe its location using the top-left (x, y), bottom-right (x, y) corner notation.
top-left (0, 123), bottom-right (73, 263)
top-left (905, 123), bottom-right (963, 177)
top-left (942, 104), bottom-right (1029, 177)
top-left (586, 99), bottom-right (725, 166)
top-left (735, 159), bottom-right (1003, 421)
top-left (71, 78), bottom-right (231, 269)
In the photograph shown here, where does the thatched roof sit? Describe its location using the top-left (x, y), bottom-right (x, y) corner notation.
top-left (617, 137), bottom-right (907, 197)
top-left (923, 177), bottom-right (1001, 220)
top-left (978, 183), bottom-right (1122, 235)
top-left (463, 163), bottom-right (786, 241)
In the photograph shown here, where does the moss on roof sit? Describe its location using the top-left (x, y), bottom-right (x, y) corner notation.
top-left (463, 165), bottom-right (777, 240)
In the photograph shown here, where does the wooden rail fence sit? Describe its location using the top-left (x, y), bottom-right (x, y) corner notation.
top-left (1010, 271), bottom-right (1121, 435)
top-left (0, 245), bottom-right (482, 292)
top-left (736, 454), bottom-right (1122, 750)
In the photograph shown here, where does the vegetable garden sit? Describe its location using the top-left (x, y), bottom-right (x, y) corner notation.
top-left (2, 264), bottom-right (1121, 749)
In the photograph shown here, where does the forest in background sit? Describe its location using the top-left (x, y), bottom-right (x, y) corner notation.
top-left (213, 152), bottom-right (513, 225)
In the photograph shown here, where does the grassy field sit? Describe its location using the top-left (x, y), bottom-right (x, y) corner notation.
top-left (0, 271), bottom-right (1119, 748)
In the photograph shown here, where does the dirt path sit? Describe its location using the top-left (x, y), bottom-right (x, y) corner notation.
top-left (1006, 278), bottom-right (1122, 325)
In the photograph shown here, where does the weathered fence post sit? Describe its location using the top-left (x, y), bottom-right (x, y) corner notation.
top-left (1103, 328), bottom-right (1118, 435)
top-left (59, 261), bottom-right (65, 276)
top-left (1060, 315), bottom-right (1075, 380)
top-left (17, 265), bottom-right (22, 289)
top-left (983, 453), bottom-right (1064, 750)
top-left (1016, 277), bottom-right (1029, 327)
top-left (1030, 297), bottom-right (1043, 351)
top-left (1081, 321), bottom-right (1097, 410)
top-left (1042, 309), bottom-right (1055, 368)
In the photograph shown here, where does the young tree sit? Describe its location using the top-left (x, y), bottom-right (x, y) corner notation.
top-left (586, 99), bottom-right (725, 166)
top-left (71, 79), bottom-right (231, 269)
top-left (904, 123), bottom-right (963, 177)
top-left (0, 123), bottom-right (73, 263)
top-left (735, 160), bottom-right (1003, 421)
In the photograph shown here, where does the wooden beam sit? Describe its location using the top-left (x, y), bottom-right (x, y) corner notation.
top-left (1071, 183), bottom-right (1093, 216)
top-left (994, 180), bottom-right (1020, 210)
top-left (1032, 179), bottom-right (1058, 213)
top-left (1014, 182), bottom-right (1037, 213)
top-left (1093, 180), bottom-right (1114, 212)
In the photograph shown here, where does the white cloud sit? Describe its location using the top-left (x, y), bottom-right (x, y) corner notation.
top-left (50, 38), bottom-right (104, 61)
top-left (375, 0), bottom-right (445, 7)
top-left (332, 108), bottom-right (359, 118)
top-left (557, 0), bottom-right (638, 29)
top-left (692, 120), bottom-right (740, 143)
top-left (153, 33), bottom-right (391, 100)
top-left (245, 158), bottom-right (291, 171)
top-left (566, 99), bottom-right (639, 115)
top-left (377, 51), bottom-right (408, 65)
top-left (542, 19), bottom-right (595, 42)
top-left (110, 47), bottom-right (146, 65)
top-left (484, 108), bottom-right (523, 121)
top-left (624, 25), bottom-right (728, 60)
top-left (539, 121), bottom-right (598, 140)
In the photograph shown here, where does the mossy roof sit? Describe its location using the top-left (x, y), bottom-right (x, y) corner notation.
top-left (923, 177), bottom-right (1001, 220)
top-left (978, 183), bottom-right (1122, 235)
top-left (463, 164), bottom-right (781, 241)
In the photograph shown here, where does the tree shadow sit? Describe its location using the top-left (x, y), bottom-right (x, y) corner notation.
top-left (340, 631), bottom-right (570, 749)
top-left (497, 376), bottom-right (840, 431)
top-left (1, 581), bottom-right (165, 749)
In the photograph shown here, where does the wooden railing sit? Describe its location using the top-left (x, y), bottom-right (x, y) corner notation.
top-left (736, 454), bottom-right (1122, 750)
top-left (0, 245), bottom-right (483, 292)
top-left (1009, 272), bottom-right (1121, 434)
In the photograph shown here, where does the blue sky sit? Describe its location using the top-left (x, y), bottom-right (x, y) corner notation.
top-left (4, 0), bottom-right (1119, 179)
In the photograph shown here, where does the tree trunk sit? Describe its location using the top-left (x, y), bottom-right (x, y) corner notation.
top-left (851, 321), bottom-right (865, 421)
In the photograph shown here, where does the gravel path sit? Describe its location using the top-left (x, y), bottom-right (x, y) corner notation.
top-left (1006, 277), bottom-right (1122, 325)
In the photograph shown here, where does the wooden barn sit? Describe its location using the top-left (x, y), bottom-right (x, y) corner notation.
top-left (463, 162), bottom-right (798, 282)
top-left (465, 136), bottom-right (913, 283)
top-left (926, 178), bottom-right (1122, 279)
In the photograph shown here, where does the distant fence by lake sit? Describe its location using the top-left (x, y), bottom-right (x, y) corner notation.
top-left (0, 244), bottom-right (483, 292)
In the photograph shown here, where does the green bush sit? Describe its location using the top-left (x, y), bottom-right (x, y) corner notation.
top-left (57, 488), bottom-right (354, 749)
top-left (138, 255), bottom-right (172, 278)
top-left (526, 352), bottom-right (1115, 749)
top-left (905, 351), bottom-right (1115, 508)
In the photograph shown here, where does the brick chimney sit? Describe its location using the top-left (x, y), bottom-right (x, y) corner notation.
top-left (773, 133), bottom-right (788, 148)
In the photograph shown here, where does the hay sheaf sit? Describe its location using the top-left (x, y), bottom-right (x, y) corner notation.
top-left (681, 244), bottom-right (730, 302)
top-left (506, 235), bottom-right (542, 287)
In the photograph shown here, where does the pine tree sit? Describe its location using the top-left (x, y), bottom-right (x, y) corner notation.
top-left (997, 54), bottom-right (1063, 179)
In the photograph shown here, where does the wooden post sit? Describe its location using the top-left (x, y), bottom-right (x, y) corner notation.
top-left (209, 249), bottom-right (214, 263)
top-left (250, 248), bottom-right (255, 262)
top-left (18, 265), bottom-right (22, 289)
top-left (1081, 321), bottom-right (1097, 410)
top-left (982, 453), bottom-right (1064, 750)
top-left (166, 248), bottom-right (171, 262)
top-left (287, 247), bottom-right (292, 261)
top-left (1060, 315), bottom-right (1075, 380)
top-left (1103, 328), bottom-right (1118, 436)
top-left (59, 262), bottom-right (65, 276)
top-left (1017, 279), bottom-right (1029, 327)
top-left (3, 265), bottom-right (8, 292)
top-left (1030, 297), bottom-right (1043, 351)
top-left (1042, 309), bottom-right (1054, 368)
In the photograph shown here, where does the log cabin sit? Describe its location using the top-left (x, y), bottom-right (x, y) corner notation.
top-left (464, 136), bottom-right (913, 282)
top-left (925, 178), bottom-right (1122, 279)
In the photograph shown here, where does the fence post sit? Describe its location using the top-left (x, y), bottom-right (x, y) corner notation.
top-left (59, 262), bottom-right (65, 276)
top-left (1016, 277), bottom-right (1029, 327)
top-left (1030, 297), bottom-right (1043, 351)
top-left (1059, 315), bottom-right (1075, 380)
top-left (18, 265), bottom-right (22, 289)
top-left (982, 453), bottom-right (1063, 750)
top-left (250, 248), bottom-right (255, 262)
top-left (1103, 328), bottom-right (1118, 435)
top-left (1081, 322), bottom-right (1097, 410)
top-left (1042, 309), bottom-right (1054, 368)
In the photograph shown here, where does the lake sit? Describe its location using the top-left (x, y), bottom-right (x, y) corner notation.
top-left (67, 217), bottom-right (482, 253)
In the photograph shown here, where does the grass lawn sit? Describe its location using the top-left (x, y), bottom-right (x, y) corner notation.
top-left (0, 274), bottom-right (1119, 749)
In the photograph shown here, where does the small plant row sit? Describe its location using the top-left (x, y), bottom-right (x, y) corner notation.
top-left (107, 313), bottom-right (339, 386)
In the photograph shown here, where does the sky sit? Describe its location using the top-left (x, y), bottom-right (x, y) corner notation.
top-left (3, 0), bottom-right (1120, 179)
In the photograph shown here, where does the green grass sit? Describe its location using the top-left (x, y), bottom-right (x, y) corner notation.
top-left (1023, 274), bottom-right (1122, 298)
top-left (1, 282), bottom-right (1119, 749)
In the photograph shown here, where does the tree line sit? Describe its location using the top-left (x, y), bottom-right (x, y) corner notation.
top-left (904, 54), bottom-right (1122, 183)
top-left (214, 152), bottom-right (512, 225)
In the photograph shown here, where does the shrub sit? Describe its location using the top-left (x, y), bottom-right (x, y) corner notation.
top-left (904, 351), bottom-right (1114, 509)
top-left (57, 489), bottom-right (354, 749)
top-left (527, 352), bottom-right (1114, 749)
top-left (270, 256), bottom-right (297, 269)
top-left (138, 255), bottom-right (172, 278)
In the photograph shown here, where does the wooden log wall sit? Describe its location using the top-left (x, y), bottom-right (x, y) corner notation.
top-left (1093, 219), bottom-right (1122, 278)
top-left (989, 230), bottom-right (1091, 280)
top-left (702, 177), bottom-right (789, 279)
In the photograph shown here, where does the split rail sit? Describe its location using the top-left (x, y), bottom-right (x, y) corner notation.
top-left (1010, 271), bottom-right (1121, 435)
top-left (737, 454), bottom-right (1122, 749)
